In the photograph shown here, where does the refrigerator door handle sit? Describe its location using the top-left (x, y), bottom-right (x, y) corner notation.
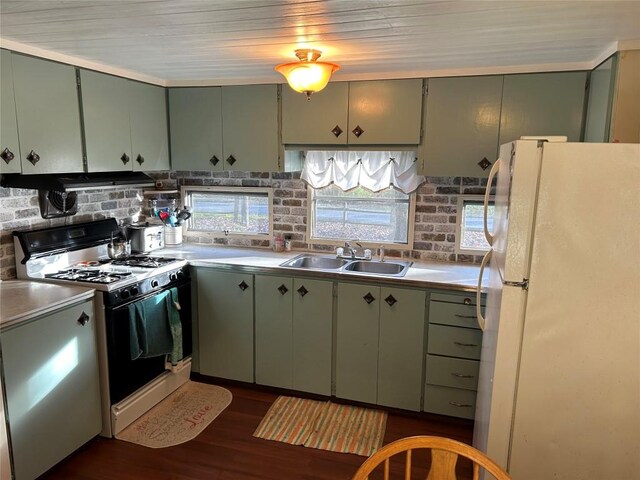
top-left (484, 158), bottom-right (501, 246)
top-left (476, 249), bottom-right (492, 331)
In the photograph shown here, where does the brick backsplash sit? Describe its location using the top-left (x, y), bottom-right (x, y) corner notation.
top-left (0, 172), bottom-right (487, 280)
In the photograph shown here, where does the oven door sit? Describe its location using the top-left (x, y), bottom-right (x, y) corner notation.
top-left (105, 279), bottom-right (192, 405)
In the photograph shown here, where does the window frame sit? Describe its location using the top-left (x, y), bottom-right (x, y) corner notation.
top-left (455, 194), bottom-right (494, 255)
top-left (307, 186), bottom-right (416, 250)
top-left (181, 186), bottom-right (273, 240)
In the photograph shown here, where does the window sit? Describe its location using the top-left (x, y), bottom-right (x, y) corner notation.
top-left (456, 195), bottom-right (494, 254)
top-left (309, 184), bottom-right (414, 246)
top-left (182, 187), bottom-right (272, 238)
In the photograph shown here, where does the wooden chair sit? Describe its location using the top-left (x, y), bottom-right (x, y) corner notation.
top-left (351, 435), bottom-right (511, 480)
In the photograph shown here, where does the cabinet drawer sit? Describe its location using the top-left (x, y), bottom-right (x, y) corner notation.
top-left (427, 324), bottom-right (482, 360)
top-left (426, 355), bottom-right (479, 390)
top-left (424, 384), bottom-right (477, 419)
top-left (429, 299), bottom-right (483, 329)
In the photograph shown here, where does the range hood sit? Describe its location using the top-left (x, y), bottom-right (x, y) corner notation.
top-left (0, 171), bottom-right (156, 192)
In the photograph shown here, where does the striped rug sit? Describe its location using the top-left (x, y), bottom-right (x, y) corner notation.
top-left (253, 396), bottom-right (387, 456)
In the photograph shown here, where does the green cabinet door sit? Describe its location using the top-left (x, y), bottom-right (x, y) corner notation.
top-left (12, 53), bottom-right (83, 173)
top-left (292, 278), bottom-right (333, 395)
top-left (281, 82), bottom-right (349, 145)
top-left (584, 56), bottom-right (617, 142)
top-left (169, 87), bottom-right (223, 171)
top-left (348, 79), bottom-right (423, 145)
top-left (1, 299), bottom-right (101, 480)
top-left (130, 81), bottom-right (170, 171)
top-left (423, 76), bottom-right (503, 177)
top-left (377, 287), bottom-right (426, 411)
top-left (81, 69), bottom-right (133, 172)
top-left (335, 282), bottom-right (380, 404)
top-left (499, 72), bottom-right (587, 145)
top-left (197, 268), bottom-right (254, 382)
top-left (221, 84), bottom-right (279, 172)
top-left (0, 50), bottom-right (21, 173)
top-left (255, 275), bottom-right (294, 389)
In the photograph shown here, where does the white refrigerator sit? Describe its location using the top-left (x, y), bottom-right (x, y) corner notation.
top-left (472, 138), bottom-right (640, 479)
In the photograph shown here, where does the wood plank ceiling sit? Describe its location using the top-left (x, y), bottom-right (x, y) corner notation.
top-left (1, 0), bottom-right (639, 86)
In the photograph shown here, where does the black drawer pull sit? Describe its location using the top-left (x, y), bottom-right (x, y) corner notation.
top-left (384, 294), bottom-right (397, 306)
top-left (454, 341), bottom-right (478, 347)
top-left (278, 284), bottom-right (288, 295)
top-left (297, 285), bottom-right (308, 297)
top-left (1, 147), bottom-right (15, 164)
top-left (463, 297), bottom-right (472, 305)
top-left (27, 150), bottom-right (40, 166)
top-left (77, 312), bottom-right (90, 326)
top-left (451, 373), bottom-right (474, 379)
top-left (120, 153), bottom-right (130, 165)
top-left (209, 155), bottom-right (220, 166)
top-left (363, 292), bottom-right (376, 304)
top-left (238, 280), bottom-right (249, 291)
top-left (449, 401), bottom-right (473, 408)
top-left (454, 314), bottom-right (478, 319)
top-left (136, 154), bottom-right (145, 165)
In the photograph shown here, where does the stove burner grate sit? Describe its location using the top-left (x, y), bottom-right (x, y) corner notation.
top-left (45, 269), bottom-right (133, 284)
top-left (109, 255), bottom-right (178, 268)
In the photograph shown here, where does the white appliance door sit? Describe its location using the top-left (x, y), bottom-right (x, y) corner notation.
top-left (508, 143), bottom-right (640, 478)
top-left (473, 139), bottom-right (544, 467)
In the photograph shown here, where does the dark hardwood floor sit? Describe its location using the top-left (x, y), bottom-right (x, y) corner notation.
top-left (41, 379), bottom-right (474, 480)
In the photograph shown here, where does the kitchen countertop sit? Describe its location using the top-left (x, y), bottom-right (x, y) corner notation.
top-left (0, 280), bottom-right (95, 329)
top-left (157, 244), bottom-right (484, 292)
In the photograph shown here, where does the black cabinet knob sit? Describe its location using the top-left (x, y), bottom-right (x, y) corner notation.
top-left (26, 150), bottom-right (40, 166)
top-left (384, 294), bottom-right (397, 306)
top-left (238, 280), bottom-right (249, 291)
top-left (352, 125), bottom-right (364, 138)
top-left (331, 125), bottom-right (343, 137)
top-left (478, 157), bottom-right (492, 170)
top-left (121, 153), bottom-right (130, 165)
top-left (297, 285), bottom-right (308, 297)
top-left (278, 284), bottom-right (289, 295)
top-left (226, 155), bottom-right (236, 166)
top-left (363, 292), bottom-right (376, 304)
top-left (136, 154), bottom-right (145, 165)
top-left (209, 155), bottom-right (220, 166)
top-left (1, 147), bottom-right (15, 164)
top-left (77, 312), bottom-right (90, 326)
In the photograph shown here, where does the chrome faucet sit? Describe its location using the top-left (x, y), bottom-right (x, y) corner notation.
top-left (344, 240), bottom-right (362, 259)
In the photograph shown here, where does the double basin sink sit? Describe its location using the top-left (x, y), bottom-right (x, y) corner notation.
top-left (280, 254), bottom-right (412, 278)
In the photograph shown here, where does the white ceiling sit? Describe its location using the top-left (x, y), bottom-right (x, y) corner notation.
top-left (1, 0), bottom-right (639, 86)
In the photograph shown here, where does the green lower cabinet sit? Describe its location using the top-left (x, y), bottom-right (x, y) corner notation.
top-left (424, 292), bottom-right (483, 419)
top-left (255, 275), bottom-right (333, 395)
top-left (336, 282), bottom-right (426, 410)
top-left (1, 299), bottom-right (101, 480)
top-left (197, 268), bottom-right (254, 382)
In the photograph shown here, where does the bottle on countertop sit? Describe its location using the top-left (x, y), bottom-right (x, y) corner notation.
top-left (284, 235), bottom-right (292, 251)
top-left (273, 236), bottom-right (284, 252)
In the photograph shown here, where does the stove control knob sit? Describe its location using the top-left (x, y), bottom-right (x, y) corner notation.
top-left (169, 273), bottom-right (177, 281)
top-left (176, 269), bottom-right (185, 279)
top-left (151, 280), bottom-right (159, 288)
top-left (130, 286), bottom-right (139, 296)
top-left (121, 290), bottom-right (130, 299)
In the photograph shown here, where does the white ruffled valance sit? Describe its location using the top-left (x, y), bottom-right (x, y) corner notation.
top-left (300, 151), bottom-right (425, 194)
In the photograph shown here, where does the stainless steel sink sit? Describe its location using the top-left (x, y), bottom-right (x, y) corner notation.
top-left (343, 260), bottom-right (412, 277)
top-left (280, 254), bottom-right (350, 270)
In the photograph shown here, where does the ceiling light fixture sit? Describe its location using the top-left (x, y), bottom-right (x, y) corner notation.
top-left (275, 49), bottom-right (340, 100)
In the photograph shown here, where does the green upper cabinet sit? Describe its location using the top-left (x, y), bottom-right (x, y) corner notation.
top-left (499, 71), bottom-right (587, 145)
top-left (281, 82), bottom-right (349, 145)
top-left (130, 81), bottom-right (170, 171)
top-left (82, 70), bottom-right (169, 172)
top-left (221, 84), bottom-right (279, 172)
top-left (169, 87), bottom-right (223, 171)
top-left (423, 76), bottom-right (503, 177)
top-left (169, 85), bottom-right (278, 172)
top-left (281, 78), bottom-right (423, 145)
top-left (11, 53), bottom-right (83, 174)
top-left (81, 70), bottom-right (133, 172)
top-left (348, 79), bottom-right (423, 145)
top-left (0, 50), bottom-right (21, 174)
top-left (584, 56), bottom-right (617, 143)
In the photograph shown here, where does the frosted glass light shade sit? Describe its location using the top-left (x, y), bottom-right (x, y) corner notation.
top-left (275, 49), bottom-right (340, 99)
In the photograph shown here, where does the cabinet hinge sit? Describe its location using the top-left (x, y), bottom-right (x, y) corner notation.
top-left (75, 70), bottom-right (81, 86)
top-left (332, 284), bottom-right (338, 298)
top-left (423, 82), bottom-right (428, 96)
top-left (503, 278), bottom-right (529, 290)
